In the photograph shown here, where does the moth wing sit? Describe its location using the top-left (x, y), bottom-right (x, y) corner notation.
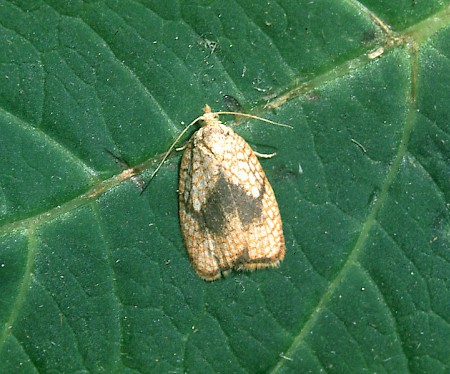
top-left (220, 132), bottom-right (285, 270)
top-left (179, 208), bottom-right (222, 280)
top-left (179, 126), bottom-right (285, 280)
top-left (179, 140), bottom-right (222, 280)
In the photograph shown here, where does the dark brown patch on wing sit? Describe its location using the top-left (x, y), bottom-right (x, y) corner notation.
top-left (199, 174), bottom-right (263, 234)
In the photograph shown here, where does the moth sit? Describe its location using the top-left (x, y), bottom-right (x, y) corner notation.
top-left (177, 105), bottom-right (286, 280)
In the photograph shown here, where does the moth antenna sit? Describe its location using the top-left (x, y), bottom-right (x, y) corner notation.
top-left (141, 115), bottom-right (203, 194)
top-left (214, 111), bottom-right (293, 129)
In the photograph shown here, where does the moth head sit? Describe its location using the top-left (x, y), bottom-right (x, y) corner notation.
top-left (201, 104), bottom-right (221, 127)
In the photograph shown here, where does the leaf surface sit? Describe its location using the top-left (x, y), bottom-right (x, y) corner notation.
top-left (0, 1), bottom-right (449, 372)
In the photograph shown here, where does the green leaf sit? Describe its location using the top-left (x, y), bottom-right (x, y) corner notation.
top-left (1, 1), bottom-right (449, 372)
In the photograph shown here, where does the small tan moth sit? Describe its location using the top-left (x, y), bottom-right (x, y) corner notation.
top-left (173, 105), bottom-right (287, 281)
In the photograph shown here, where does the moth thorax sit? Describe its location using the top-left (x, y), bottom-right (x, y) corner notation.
top-left (200, 125), bottom-right (233, 155)
top-left (200, 109), bottom-right (222, 127)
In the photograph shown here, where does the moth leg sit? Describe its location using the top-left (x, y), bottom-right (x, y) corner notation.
top-left (254, 151), bottom-right (276, 158)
